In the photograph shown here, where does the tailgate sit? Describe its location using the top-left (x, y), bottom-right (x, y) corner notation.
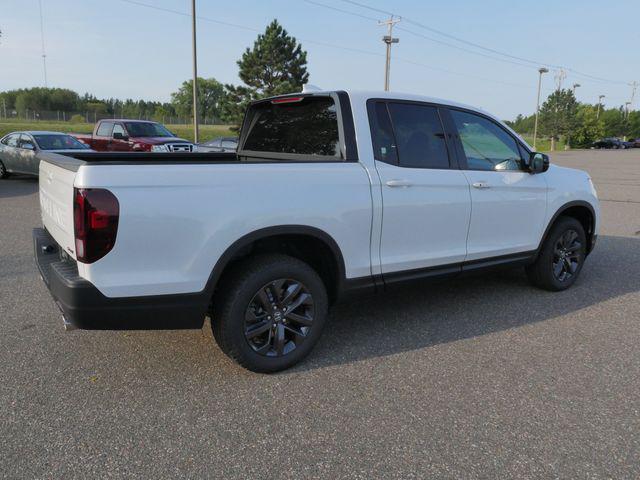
top-left (39, 159), bottom-right (77, 259)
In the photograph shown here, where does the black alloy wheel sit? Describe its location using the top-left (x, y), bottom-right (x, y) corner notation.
top-left (244, 278), bottom-right (315, 357)
top-left (552, 229), bottom-right (582, 283)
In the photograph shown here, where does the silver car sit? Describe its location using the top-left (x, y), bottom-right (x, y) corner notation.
top-left (197, 136), bottom-right (238, 153)
top-left (0, 131), bottom-right (93, 178)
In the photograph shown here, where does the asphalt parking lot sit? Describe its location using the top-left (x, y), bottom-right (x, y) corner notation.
top-left (1, 150), bottom-right (639, 478)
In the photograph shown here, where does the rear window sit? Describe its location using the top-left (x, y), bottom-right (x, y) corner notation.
top-left (242, 96), bottom-right (341, 158)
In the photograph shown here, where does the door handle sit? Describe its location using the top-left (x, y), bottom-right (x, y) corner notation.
top-left (386, 179), bottom-right (413, 188)
top-left (472, 182), bottom-right (490, 189)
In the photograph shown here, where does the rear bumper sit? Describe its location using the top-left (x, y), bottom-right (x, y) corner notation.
top-left (33, 228), bottom-right (207, 330)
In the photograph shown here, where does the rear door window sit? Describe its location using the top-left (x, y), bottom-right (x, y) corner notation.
top-left (387, 103), bottom-right (450, 169)
top-left (4, 134), bottom-right (20, 147)
top-left (96, 121), bottom-right (114, 137)
top-left (241, 96), bottom-right (341, 159)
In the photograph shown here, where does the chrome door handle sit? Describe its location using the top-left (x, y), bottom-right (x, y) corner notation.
top-left (472, 182), bottom-right (490, 189)
top-left (386, 179), bottom-right (413, 188)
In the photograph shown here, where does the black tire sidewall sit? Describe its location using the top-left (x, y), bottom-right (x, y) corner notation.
top-left (216, 255), bottom-right (329, 372)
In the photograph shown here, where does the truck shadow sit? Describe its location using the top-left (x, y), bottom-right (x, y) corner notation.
top-left (295, 234), bottom-right (640, 372)
top-left (0, 176), bottom-right (38, 199)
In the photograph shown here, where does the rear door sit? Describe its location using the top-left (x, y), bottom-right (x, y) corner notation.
top-left (369, 100), bottom-right (471, 276)
top-left (0, 134), bottom-right (22, 171)
top-left (39, 159), bottom-right (77, 258)
top-left (446, 108), bottom-right (547, 260)
top-left (93, 121), bottom-right (114, 151)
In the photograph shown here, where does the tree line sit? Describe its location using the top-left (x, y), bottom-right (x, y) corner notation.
top-left (0, 20), bottom-right (307, 126)
top-left (506, 89), bottom-right (640, 148)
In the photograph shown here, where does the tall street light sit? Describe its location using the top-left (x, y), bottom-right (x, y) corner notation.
top-left (597, 94), bottom-right (605, 119)
top-left (191, 0), bottom-right (199, 144)
top-left (572, 83), bottom-right (581, 96)
top-left (533, 67), bottom-right (549, 150)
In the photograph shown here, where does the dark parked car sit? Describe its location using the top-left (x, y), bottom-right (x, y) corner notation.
top-left (197, 136), bottom-right (238, 153)
top-left (625, 138), bottom-right (640, 148)
top-left (0, 131), bottom-right (93, 178)
top-left (592, 137), bottom-right (628, 149)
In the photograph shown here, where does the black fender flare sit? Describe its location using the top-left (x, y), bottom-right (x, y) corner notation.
top-left (536, 200), bottom-right (597, 254)
top-left (202, 225), bottom-right (347, 298)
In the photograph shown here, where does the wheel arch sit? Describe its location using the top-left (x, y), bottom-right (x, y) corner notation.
top-left (538, 200), bottom-right (596, 255)
top-left (204, 225), bottom-right (347, 304)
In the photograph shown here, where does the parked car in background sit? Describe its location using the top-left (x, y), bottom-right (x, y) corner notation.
top-left (72, 119), bottom-right (194, 153)
top-left (197, 136), bottom-right (238, 153)
top-left (34, 90), bottom-right (599, 372)
top-left (592, 137), bottom-right (628, 149)
top-left (624, 138), bottom-right (640, 148)
top-left (0, 131), bottom-right (92, 178)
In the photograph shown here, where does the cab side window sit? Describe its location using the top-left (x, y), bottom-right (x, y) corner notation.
top-left (367, 101), bottom-right (398, 165)
top-left (450, 110), bottom-right (524, 171)
top-left (112, 124), bottom-right (126, 137)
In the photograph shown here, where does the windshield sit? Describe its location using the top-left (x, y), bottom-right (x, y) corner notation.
top-left (124, 122), bottom-right (173, 138)
top-left (33, 134), bottom-right (89, 150)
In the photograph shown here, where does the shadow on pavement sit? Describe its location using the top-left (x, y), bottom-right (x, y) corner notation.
top-left (294, 234), bottom-right (640, 372)
top-left (0, 176), bottom-right (38, 199)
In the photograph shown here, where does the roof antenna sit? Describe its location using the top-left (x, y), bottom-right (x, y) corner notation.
top-left (302, 84), bottom-right (322, 93)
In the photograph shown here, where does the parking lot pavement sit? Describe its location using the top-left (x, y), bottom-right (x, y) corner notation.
top-left (1, 149), bottom-right (639, 478)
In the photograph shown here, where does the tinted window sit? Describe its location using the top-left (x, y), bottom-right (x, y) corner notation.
top-left (387, 103), bottom-right (449, 169)
top-left (33, 134), bottom-right (88, 150)
top-left (124, 122), bottom-right (172, 137)
top-left (368, 102), bottom-right (398, 165)
top-left (451, 110), bottom-right (523, 171)
top-left (242, 96), bottom-right (340, 158)
top-left (96, 121), bottom-right (114, 137)
top-left (112, 124), bottom-right (126, 137)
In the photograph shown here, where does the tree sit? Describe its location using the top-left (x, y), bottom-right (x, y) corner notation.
top-left (538, 89), bottom-right (579, 150)
top-left (572, 105), bottom-right (604, 148)
top-left (220, 19), bottom-right (309, 125)
top-left (171, 77), bottom-right (225, 122)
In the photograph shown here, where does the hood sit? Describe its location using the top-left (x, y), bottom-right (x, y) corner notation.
top-left (129, 136), bottom-right (191, 145)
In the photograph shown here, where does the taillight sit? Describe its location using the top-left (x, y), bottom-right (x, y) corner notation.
top-left (73, 188), bottom-right (119, 263)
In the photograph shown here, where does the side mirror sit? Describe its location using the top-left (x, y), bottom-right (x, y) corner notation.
top-left (528, 152), bottom-right (549, 174)
top-left (22, 142), bottom-right (36, 151)
top-left (113, 132), bottom-right (128, 141)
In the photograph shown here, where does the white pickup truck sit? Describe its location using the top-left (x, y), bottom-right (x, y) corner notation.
top-left (34, 90), bottom-right (599, 372)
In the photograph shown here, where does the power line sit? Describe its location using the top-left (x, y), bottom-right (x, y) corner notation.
top-left (336, 0), bottom-right (629, 85)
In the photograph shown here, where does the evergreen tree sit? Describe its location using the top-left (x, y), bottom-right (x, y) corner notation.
top-left (539, 89), bottom-right (579, 149)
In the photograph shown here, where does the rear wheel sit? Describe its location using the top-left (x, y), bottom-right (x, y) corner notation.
top-left (0, 160), bottom-right (9, 179)
top-left (526, 216), bottom-right (587, 291)
top-left (211, 254), bottom-right (328, 373)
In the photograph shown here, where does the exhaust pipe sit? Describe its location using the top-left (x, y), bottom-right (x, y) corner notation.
top-left (62, 315), bottom-right (77, 331)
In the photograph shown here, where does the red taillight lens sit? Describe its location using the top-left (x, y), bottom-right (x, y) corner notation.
top-left (73, 188), bottom-right (119, 263)
top-left (271, 96), bottom-right (304, 104)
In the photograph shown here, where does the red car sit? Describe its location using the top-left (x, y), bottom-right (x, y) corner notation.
top-left (72, 119), bottom-right (194, 152)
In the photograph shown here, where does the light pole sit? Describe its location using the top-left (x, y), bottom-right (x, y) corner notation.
top-left (191, 0), bottom-right (199, 144)
top-left (533, 67), bottom-right (549, 150)
top-left (378, 16), bottom-right (400, 91)
top-left (597, 95), bottom-right (605, 119)
top-left (572, 83), bottom-right (581, 96)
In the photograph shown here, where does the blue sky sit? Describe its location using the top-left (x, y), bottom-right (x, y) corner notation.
top-left (1, 0), bottom-right (638, 119)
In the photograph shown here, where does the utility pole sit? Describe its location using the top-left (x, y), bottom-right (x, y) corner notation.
top-left (38, 0), bottom-right (48, 87)
top-left (597, 95), bottom-right (605, 119)
top-left (629, 81), bottom-right (638, 110)
top-left (378, 16), bottom-right (400, 91)
top-left (191, 0), bottom-right (199, 144)
top-left (533, 67), bottom-right (549, 150)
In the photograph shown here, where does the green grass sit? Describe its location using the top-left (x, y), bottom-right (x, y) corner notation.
top-left (0, 120), bottom-right (234, 143)
top-left (520, 135), bottom-right (567, 152)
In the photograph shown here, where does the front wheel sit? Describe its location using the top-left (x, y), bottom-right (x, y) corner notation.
top-left (526, 217), bottom-right (587, 291)
top-left (211, 254), bottom-right (328, 372)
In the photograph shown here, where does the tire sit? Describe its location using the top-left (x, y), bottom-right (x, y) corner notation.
top-left (0, 160), bottom-right (9, 179)
top-left (211, 254), bottom-right (329, 373)
top-left (526, 216), bottom-right (587, 291)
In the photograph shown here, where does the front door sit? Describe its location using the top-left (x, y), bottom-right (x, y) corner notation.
top-left (369, 101), bottom-right (472, 276)
top-left (446, 108), bottom-right (548, 260)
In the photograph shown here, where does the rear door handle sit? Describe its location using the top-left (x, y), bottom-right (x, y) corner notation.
top-left (386, 179), bottom-right (413, 188)
top-left (472, 182), bottom-right (490, 189)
